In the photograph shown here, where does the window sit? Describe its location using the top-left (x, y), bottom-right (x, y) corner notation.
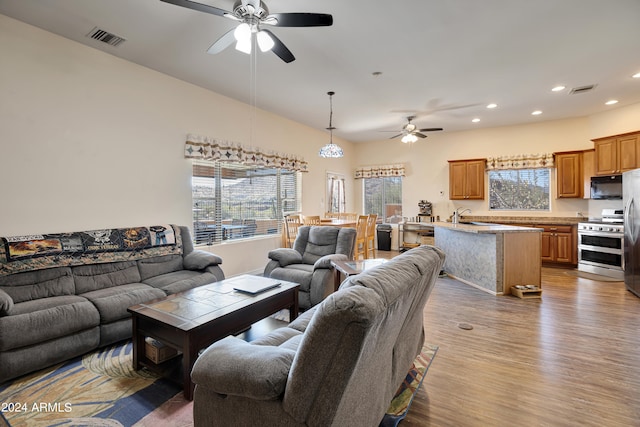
top-left (192, 161), bottom-right (301, 245)
top-left (488, 168), bottom-right (550, 210)
top-left (326, 172), bottom-right (346, 214)
top-left (363, 177), bottom-right (403, 221)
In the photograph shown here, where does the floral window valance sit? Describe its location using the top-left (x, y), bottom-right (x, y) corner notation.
top-left (354, 163), bottom-right (406, 179)
top-left (486, 153), bottom-right (554, 170)
top-left (184, 134), bottom-right (308, 173)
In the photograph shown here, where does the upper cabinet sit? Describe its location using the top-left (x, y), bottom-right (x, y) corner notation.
top-left (449, 159), bottom-right (486, 200)
top-left (555, 151), bottom-right (583, 198)
top-left (592, 131), bottom-right (640, 176)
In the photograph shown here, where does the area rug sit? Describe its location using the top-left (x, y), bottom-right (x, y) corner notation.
top-left (564, 270), bottom-right (624, 282)
top-left (380, 343), bottom-right (438, 427)
top-left (0, 342), bottom-right (438, 427)
top-left (0, 342), bottom-right (181, 427)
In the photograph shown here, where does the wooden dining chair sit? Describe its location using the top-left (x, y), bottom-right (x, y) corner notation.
top-left (365, 214), bottom-right (378, 258)
top-left (283, 214), bottom-right (302, 248)
top-left (341, 212), bottom-right (358, 221)
top-left (354, 215), bottom-right (368, 260)
top-left (303, 215), bottom-right (322, 225)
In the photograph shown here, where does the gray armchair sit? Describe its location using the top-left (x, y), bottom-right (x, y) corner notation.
top-left (264, 226), bottom-right (356, 310)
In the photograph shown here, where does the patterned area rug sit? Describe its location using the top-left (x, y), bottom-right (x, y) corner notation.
top-left (381, 343), bottom-right (438, 427)
top-left (0, 342), bottom-right (181, 427)
top-left (0, 342), bottom-right (437, 427)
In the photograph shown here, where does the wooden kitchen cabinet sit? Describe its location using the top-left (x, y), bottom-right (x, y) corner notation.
top-left (538, 225), bottom-right (576, 265)
top-left (555, 150), bottom-right (583, 198)
top-left (448, 159), bottom-right (485, 200)
top-left (592, 131), bottom-right (639, 175)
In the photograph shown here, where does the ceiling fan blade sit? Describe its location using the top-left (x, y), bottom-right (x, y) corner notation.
top-left (414, 132), bottom-right (428, 139)
top-left (261, 29), bottom-right (295, 63)
top-left (160, 0), bottom-right (230, 17)
top-left (268, 13), bottom-right (333, 27)
top-left (389, 134), bottom-right (403, 139)
top-left (207, 28), bottom-right (236, 54)
top-left (419, 127), bottom-right (444, 132)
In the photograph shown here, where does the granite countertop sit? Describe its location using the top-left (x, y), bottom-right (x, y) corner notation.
top-left (433, 221), bottom-right (542, 234)
top-left (452, 216), bottom-right (581, 226)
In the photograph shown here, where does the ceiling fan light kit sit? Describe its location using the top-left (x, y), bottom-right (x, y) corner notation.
top-left (386, 115), bottom-right (443, 143)
top-left (401, 133), bottom-right (419, 144)
top-left (319, 91), bottom-right (344, 158)
top-left (160, 0), bottom-right (332, 63)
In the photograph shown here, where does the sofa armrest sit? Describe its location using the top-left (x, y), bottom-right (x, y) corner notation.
top-left (0, 288), bottom-right (14, 316)
top-left (183, 250), bottom-right (223, 271)
top-left (192, 336), bottom-right (295, 400)
top-left (267, 248), bottom-right (302, 267)
top-left (314, 253), bottom-right (348, 270)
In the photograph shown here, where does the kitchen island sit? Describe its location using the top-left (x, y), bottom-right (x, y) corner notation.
top-left (433, 222), bottom-right (542, 295)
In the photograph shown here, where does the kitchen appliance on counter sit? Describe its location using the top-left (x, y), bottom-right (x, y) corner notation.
top-left (578, 209), bottom-right (624, 280)
top-left (623, 169), bottom-right (640, 297)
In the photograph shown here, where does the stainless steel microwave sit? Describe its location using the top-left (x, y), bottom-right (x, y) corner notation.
top-left (590, 175), bottom-right (622, 199)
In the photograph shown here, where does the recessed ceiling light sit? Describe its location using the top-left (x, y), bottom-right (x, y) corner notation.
top-left (632, 72), bottom-right (640, 79)
top-left (531, 110), bottom-right (542, 116)
top-left (486, 103), bottom-right (497, 109)
top-left (472, 118), bottom-right (480, 123)
top-left (605, 99), bottom-right (619, 105)
top-left (551, 85), bottom-right (565, 92)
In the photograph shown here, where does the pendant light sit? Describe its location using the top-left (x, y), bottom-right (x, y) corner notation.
top-left (319, 91), bottom-right (344, 158)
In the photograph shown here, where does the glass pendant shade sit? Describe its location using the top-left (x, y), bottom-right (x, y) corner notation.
top-left (401, 133), bottom-right (418, 143)
top-left (319, 142), bottom-right (344, 158)
top-left (234, 23), bottom-right (252, 54)
top-left (319, 91), bottom-right (344, 158)
top-left (257, 30), bottom-right (274, 52)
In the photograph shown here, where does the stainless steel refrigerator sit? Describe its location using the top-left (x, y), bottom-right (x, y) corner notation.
top-left (623, 168), bottom-right (640, 297)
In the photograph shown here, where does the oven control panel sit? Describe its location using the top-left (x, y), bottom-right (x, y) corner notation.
top-left (578, 223), bottom-right (624, 233)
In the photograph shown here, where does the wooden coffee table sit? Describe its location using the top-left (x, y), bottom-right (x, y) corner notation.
top-left (331, 258), bottom-right (388, 291)
top-left (128, 275), bottom-right (299, 400)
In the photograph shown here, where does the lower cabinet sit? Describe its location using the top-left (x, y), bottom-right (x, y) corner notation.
top-left (538, 225), bottom-right (576, 265)
top-left (520, 223), bottom-right (577, 266)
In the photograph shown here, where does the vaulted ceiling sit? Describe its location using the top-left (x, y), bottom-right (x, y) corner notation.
top-left (1, 0), bottom-right (640, 142)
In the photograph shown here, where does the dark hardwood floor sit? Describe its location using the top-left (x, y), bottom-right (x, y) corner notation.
top-left (377, 252), bottom-right (640, 427)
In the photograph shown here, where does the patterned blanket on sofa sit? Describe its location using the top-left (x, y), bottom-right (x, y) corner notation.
top-left (0, 224), bottom-right (182, 277)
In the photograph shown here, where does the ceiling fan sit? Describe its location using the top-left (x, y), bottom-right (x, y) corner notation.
top-left (384, 116), bottom-right (443, 143)
top-left (160, 0), bottom-right (333, 63)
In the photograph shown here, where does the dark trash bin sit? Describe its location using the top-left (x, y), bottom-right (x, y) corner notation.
top-left (377, 224), bottom-right (392, 251)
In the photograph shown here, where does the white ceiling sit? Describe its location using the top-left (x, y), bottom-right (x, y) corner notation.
top-left (2, 0), bottom-right (640, 142)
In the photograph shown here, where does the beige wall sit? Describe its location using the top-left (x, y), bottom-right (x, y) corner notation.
top-left (1, 14), bottom-right (639, 275)
top-left (354, 105), bottom-right (639, 221)
top-left (0, 15), bottom-right (354, 276)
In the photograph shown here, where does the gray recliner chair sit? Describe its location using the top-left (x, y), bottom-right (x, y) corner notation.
top-left (264, 226), bottom-right (356, 310)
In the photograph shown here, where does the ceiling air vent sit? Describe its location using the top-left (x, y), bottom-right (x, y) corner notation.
top-left (86, 27), bottom-right (126, 47)
top-left (569, 84), bottom-right (597, 95)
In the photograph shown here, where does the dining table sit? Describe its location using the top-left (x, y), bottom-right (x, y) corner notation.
top-left (318, 219), bottom-right (357, 228)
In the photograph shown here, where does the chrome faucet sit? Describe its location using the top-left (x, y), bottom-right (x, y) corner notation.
top-left (452, 208), bottom-right (471, 224)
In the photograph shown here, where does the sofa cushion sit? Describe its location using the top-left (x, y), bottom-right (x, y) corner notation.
top-left (193, 336), bottom-right (296, 400)
top-left (0, 289), bottom-right (13, 316)
top-left (300, 227), bottom-right (341, 265)
top-left (268, 265), bottom-right (313, 292)
top-left (0, 267), bottom-right (74, 304)
top-left (80, 284), bottom-right (165, 323)
top-left (183, 250), bottom-right (222, 270)
top-left (142, 270), bottom-right (219, 294)
top-left (137, 255), bottom-right (183, 281)
top-left (73, 261), bottom-right (141, 294)
top-left (0, 296), bottom-right (99, 351)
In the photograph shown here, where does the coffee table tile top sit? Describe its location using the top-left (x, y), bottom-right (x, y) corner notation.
top-left (143, 283), bottom-right (251, 321)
